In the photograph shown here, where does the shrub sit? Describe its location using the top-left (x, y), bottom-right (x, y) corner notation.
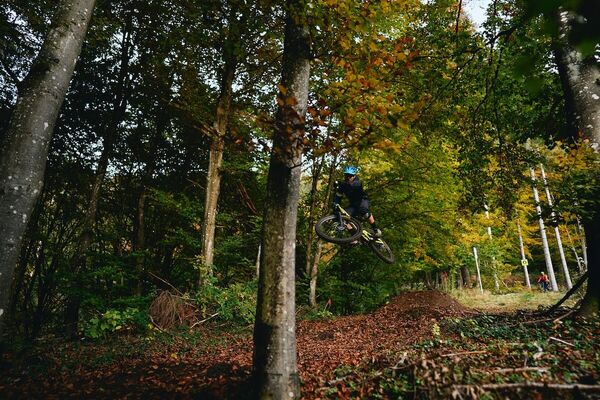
top-left (84, 307), bottom-right (148, 339)
top-left (194, 278), bottom-right (257, 326)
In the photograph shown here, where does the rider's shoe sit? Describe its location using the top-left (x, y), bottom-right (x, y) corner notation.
top-left (373, 228), bottom-right (382, 238)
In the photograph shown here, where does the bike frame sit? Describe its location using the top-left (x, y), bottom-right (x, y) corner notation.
top-left (335, 204), bottom-right (384, 245)
top-left (334, 204), bottom-right (355, 227)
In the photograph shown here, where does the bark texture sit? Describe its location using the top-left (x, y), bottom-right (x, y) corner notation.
top-left (460, 265), bottom-right (471, 288)
top-left (554, 11), bottom-right (600, 315)
top-left (252, 1), bottom-right (310, 398)
top-left (201, 62), bottom-right (236, 269)
top-left (0, 0), bottom-right (96, 337)
top-left (200, 8), bottom-right (239, 270)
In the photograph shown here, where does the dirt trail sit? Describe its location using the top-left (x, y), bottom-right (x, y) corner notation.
top-left (297, 291), bottom-right (474, 397)
top-left (0, 290), bottom-right (476, 399)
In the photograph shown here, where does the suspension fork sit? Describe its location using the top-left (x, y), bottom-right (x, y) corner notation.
top-left (336, 206), bottom-right (344, 225)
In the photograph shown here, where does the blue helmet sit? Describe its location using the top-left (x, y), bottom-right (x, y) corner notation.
top-left (343, 165), bottom-right (358, 175)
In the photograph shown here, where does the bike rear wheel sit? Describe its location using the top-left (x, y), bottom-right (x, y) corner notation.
top-left (315, 214), bottom-right (362, 244)
top-left (369, 238), bottom-right (395, 263)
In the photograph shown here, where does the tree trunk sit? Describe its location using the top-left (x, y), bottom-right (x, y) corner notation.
top-left (252, 1), bottom-right (310, 398)
top-left (575, 216), bottom-right (588, 270)
top-left (473, 247), bottom-right (483, 294)
top-left (530, 168), bottom-right (559, 291)
top-left (9, 193), bottom-right (44, 319)
top-left (483, 204), bottom-right (500, 291)
top-left (425, 270), bottom-right (433, 289)
top-left (133, 128), bottom-right (161, 296)
top-left (64, 15), bottom-right (132, 336)
top-left (540, 164), bottom-right (572, 289)
top-left (304, 155), bottom-right (324, 276)
top-left (134, 184), bottom-right (148, 296)
top-left (460, 265), bottom-right (471, 288)
top-left (255, 244), bottom-right (261, 279)
top-left (308, 157), bottom-right (337, 307)
top-left (22, 243), bottom-right (45, 337)
top-left (308, 240), bottom-right (323, 307)
top-left (0, 0), bottom-right (96, 337)
top-left (517, 221), bottom-right (531, 289)
top-left (563, 224), bottom-right (584, 273)
top-left (31, 255), bottom-right (59, 338)
top-left (200, 9), bottom-right (239, 271)
top-left (579, 217), bottom-right (600, 315)
top-left (553, 11), bottom-right (600, 314)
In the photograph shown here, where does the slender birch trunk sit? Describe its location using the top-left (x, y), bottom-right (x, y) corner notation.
top-left (540, 164), bottom-right (572, 288)
top-left (484, 204), bottom-right (500, 290)
top-left (530, 168), bottom-right (559, 291)
top-left (563, 225), bottom-right (584, 273)
top-left (473, 247), bottom-right (483, 294)
top-left (517, 221), bottom-right (531, 289)
top-left (0, 0), bottom-right (96, 337)
top-left (575, 216), bottom-right (588, 271)
top-left (304, 155), bottom-right (324, 276)
top-left (308, 241), bottom-right (323, 307)
top-left (255, 244), bottom-right (261, 278)
top-left (252, 1), bottom-right (310, 397)
top-left (134, 183), bottom-right (148, 295)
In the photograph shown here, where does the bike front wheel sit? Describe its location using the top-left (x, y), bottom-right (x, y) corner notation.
top-left (369, 238), bottom-right (395, 264)
top-left (315, 214), bottom-right (362, 244)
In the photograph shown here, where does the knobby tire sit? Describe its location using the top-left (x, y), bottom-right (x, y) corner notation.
top-left (369, 238), bottom-right (395, 264)
top-left (315, 214), bottom-right (362, 244)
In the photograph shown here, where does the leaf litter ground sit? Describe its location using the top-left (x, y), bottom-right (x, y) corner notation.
top-left (1, 290), bottom-right (598, 399)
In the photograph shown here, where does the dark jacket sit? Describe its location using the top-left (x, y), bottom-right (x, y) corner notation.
top-left (334, 177), bottom-right (368, 205)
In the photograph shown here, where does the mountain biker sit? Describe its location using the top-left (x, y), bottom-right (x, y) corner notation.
top-left (333, 166), bottom-right (382, 237)
top-left (537, 271), bottom-right (550, 292)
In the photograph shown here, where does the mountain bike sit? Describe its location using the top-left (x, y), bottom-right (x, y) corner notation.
top-left (315, 204), bottom-right (395, 264)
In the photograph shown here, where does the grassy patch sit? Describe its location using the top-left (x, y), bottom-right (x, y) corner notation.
top-left (449, 289), bottom-right (579, 311)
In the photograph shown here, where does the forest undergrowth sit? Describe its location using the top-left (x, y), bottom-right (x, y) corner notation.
top-left (1, 290), bottom-right (598, 399)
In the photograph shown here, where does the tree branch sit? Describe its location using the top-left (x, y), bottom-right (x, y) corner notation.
top-left (547, 271), bottom-right (588, 314)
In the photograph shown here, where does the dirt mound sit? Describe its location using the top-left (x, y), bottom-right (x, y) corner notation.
top-left (374, 290), bottom-right (474, 320)
top-left (296, 290), bottom-right (476, 396)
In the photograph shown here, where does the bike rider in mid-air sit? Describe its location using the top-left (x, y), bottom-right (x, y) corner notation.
top-left (333, 166), bottom-right (382, 237)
